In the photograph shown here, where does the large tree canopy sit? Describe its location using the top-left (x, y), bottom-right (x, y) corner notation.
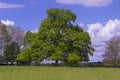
top-left (38, 8), bottom-right (94, 65)
top-left (17, 8), bottom-right (94, 66)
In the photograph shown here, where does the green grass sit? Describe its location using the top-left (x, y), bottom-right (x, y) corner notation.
top-left (0, 66), bottom-right (119, 80)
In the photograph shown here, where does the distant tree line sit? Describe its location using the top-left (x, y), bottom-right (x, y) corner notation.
top-left (0, 8), bottom-right (120, 67)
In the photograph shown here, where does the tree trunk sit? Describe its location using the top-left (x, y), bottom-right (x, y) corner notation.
top-left (114, 53), bottom-right (118, 67)
top-left (6, 61), bottom-right (8, 65)
top-left (55, 60), bottom-right (58, 66)
top-left (11, 61), bottom-right (13, 65)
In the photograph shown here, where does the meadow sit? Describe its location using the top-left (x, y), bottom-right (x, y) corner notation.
top-left (0, 66), bottom-right (119, 80)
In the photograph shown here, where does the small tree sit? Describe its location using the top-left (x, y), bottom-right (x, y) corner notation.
top-left (17, 48), bottom-right (32, 65)
top-left (4, 42), bottom-right (20, 64)
top-left (17, 47), bottom-right (44, 65)
top-left (103, 36), bottom-right (120, 67)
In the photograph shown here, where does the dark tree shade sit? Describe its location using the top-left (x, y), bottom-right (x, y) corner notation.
top-left (4, 42), bottom-right (20, 64)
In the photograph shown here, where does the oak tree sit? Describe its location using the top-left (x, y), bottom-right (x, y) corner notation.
top-left (37, 8), bottom-right (94, 66)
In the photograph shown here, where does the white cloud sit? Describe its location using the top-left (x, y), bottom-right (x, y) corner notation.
top-left (0, 1), bottom-right (25, 8)
top-left (1, 20), bottom-right (15, 26)
top-left (87, 19), bottom-right (120, 62)
top-left (31, 28), bottom-right (38, 33)
top-left (56, 0), bottom-right (112, 7)
top-left (79, 22), bottom-right (84, 28)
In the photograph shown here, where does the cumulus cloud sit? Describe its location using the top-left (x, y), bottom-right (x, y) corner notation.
top-left (56, 0), bottom-right (112, 7)
top-left (87, 19), bottom-right (120, 62)
top-left (0, 1), bottom-right (25, 8)
top-left (1, 20), bottom-right (15, 26)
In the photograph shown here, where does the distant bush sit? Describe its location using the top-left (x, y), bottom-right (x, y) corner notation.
top-left (86, 62), bottom-right (103, 67)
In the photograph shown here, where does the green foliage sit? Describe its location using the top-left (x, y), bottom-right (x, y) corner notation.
top-left (17, 48), bottom-right (32, 65)
top-left (0, 55), bottom-right (4, 64)
top-left (67, 53), bottom-right (80, 67)
top-left (18, 8), bottom-right (94, 66)
top-left (31, 49), bottom-right (44, 61)
top-left (17, 48), bottom-right (44, 65)
top-left (4, 42), bottom-right (20, 64)
top-left (68, 53), bottom-right (80, 63)
top-left (24, 31), bottom-right (37, 47)
top-left (17, 30), bottom-right (45, 65)
top-left (37, 8), bottom-right (94, 66)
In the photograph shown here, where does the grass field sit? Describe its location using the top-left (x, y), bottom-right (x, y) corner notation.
top-left (0, 66), bottom-right (119, 80)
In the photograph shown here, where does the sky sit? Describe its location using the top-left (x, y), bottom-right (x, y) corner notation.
top-left (0, 0), bottom-right (120, 62)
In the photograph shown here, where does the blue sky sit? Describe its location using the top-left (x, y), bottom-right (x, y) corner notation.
top-left (0, 0), bottom-right (120, 61)
top-left (0, 0), bottom-right (119, 31)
